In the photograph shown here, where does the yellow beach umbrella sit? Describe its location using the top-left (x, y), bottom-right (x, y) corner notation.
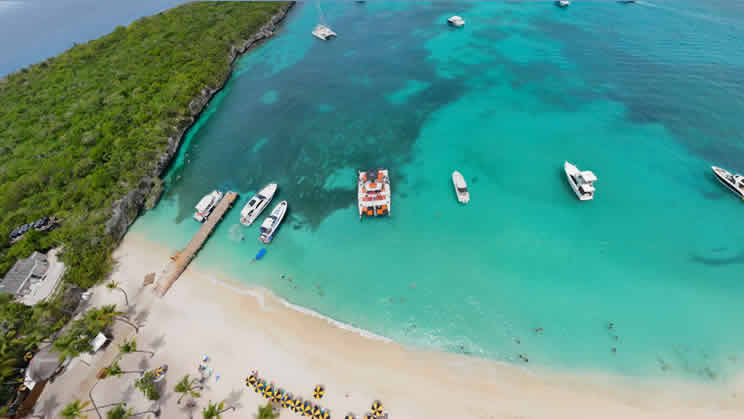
top-left (264, 384), bottom-right (274, 400)
top-left (312, 406), bottom-right (322, 418)
top-left (320, 410), bottom-right (330, 419)
top-left (246, 375), bottom-right (257, 387)
top-left (303, 401), bottom-right (313, 416)
top-left (281, 392), bottom-right (291, 408)
top-left (363, 413), bottom-right (374, 419)
top-left (272, 389), bottom-right (283, 403)
top-left (294, 397), bottom-right (304, 414)
top-left (345, 414), bottom-right (356, 419)
top-left (371, 400), bottom-right (383, 416)
top-left (256, 379), bottom-right (266, 394)
top-left (313, 384), bottom-right (325, 399)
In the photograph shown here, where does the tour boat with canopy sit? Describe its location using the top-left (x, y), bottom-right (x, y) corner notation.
top-left (358, 169), bottom-right (391, 219)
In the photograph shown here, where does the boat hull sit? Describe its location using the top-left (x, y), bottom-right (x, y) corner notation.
top-left (452, 171), bottom-right (470, 204)
top-left (564, 162), bottom-right (593, 201)
top-left (259, 201), bottom-right (287, 244)
top-left (712, 167), bottom-right (744, 200)
top-left (240, 184), bottom-right (277, 226)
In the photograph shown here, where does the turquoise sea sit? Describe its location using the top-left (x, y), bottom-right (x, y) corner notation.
top-left (130, 1), bottom-right (744, 382)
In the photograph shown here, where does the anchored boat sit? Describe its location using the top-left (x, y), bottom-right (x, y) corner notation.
top-left (712, 166), bottom-right (744, 200)
top-left (452, 171), bottom-right (470, 204)
top-left (358, 169), bottom-right (391, 219)
top-left (447, 16), bottom-right (465, 27)
top-left (259, 201), bottom-right (288, 244)
top-left (193, 190), bottom-right (223, 222)
top-left (564, 162), bottom-right (597, 201)
top-left (555, 0), bottom-right (570, 7)
top-left (240, 183), bottom-right (277, 226)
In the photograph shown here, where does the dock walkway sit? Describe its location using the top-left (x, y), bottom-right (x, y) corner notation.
top-left (156, 191), bottom-right (238, 296)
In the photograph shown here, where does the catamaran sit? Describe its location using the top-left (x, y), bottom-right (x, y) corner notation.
top-left (358, 169), bottom-right (391, 219)
top-left (452, 171), bottom-right (470, 204)
top-left (259, 201), bottom-right (288, 244)
top-left (193, 190), bottom-right (223, 222)
top-left (564, 162), bottom-right (597, 201)
top-left (712, 166), bottom-right (744, 200)
top-left (240, 183), bottom-right (278, 226)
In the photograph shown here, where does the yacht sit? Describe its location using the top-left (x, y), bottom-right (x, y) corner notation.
top-left (564, 162), bottom-right (597, 201)
top-left (240, 183), bottom-right (278, 226)
top-left (193, 190), bottom-right (223, 222)
top-left (712, 166), bottom-right (744, 200)
top-left (358, 169), bottom-right (391, 219)
top-left (555, 0), bottom-right (570, 7)
top-left (312, 24), bottom-right (336, 40)
top-left (259, 201), bottom-right (288, 244)
top-left (447, 16), bottom-right (465, 27)
top-left (452, 171), bottom-right (470, 204)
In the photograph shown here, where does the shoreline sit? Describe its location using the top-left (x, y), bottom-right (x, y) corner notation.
top-left (45, 231), bottom-right (738, 419)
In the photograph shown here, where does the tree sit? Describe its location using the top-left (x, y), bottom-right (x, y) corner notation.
top-left (102, 360), bottom-right (144, 378)
top-left (61, 400), bottom-right (91, 419)
top-left (202, 400), bottom-right (235, 419)
top-left (135, 370), bottom-right (161, 401)
top-left (53, 305), bottom-right (121, 359)
top-left (255, 403), bottom-right (278, 419)
top-left (174, 374), bottom-right (201, 404)
top-left (106, 403), bottom-right (132, 419)
top-left (118, 338), bottom-right (153, 358)
top-left (105, 281), bottom-right (129, 306)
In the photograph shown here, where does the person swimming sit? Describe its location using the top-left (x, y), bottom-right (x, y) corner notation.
top-left (535, 327), bottom-right (544, 333)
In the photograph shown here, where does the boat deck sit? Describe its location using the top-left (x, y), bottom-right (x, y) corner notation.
top-left (155, 191), bottom-right (238, 296)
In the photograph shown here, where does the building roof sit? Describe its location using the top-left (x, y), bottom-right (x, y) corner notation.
top-left (0, 252), bottom-right (49, 296)
top-left (26, 346), bottom-right (60, 384)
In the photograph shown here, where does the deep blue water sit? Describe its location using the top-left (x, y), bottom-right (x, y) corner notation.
top-left (8, 1), bottom-right (744, 382)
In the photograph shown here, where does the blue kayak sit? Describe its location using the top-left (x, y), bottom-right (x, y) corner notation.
top-left (255, 248), bottom-right (267, 260)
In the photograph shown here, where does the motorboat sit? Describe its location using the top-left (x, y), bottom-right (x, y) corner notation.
top-left (358, 169), bottom-right (391, 218)
top-left (564, 162), bottom-right (597, 201)
top-left (712, 166), bottom-right (744, 200)
top-left (259, 201), bottom-right (288, 244)
top-left (555, 0), bottom-right (570, 7)
top-left (452, 171), bottom-right (470, 204)
top-left (447, 16), bottom-right (465, 27)
top-left (240, 183), bottom-right (277, 226)
top-left (617, 0), bottom-right (636, 3)
top-left (193, 190), bottom-right (223, 222)
top-left (312, 24), bottom-right (336, 40)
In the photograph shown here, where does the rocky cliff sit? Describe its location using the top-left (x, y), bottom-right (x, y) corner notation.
top-left (105, 2), bottom-right (294, 241)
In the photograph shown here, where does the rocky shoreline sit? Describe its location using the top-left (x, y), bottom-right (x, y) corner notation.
top-left (105, 2), bottom-right (295, 241)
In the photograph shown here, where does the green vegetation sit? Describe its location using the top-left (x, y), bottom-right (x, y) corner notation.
top-left (106, 280), bottom-right (129, 306)
top-left (0, 1), bottom-right (289, 287)
top-left (256, 403), bottom-right (279, 419)
top-left (118, 338), bottom-right (154, 357)
top-left (106, 403), bottom-right (132, 419)
top-left (52, 305), bottom-right (120, 359)
top-left (202, 400), bottom-right (233, 419)
top-left (61, 399), bottom-right (90, 419)
top-left (174, 374), bottom-right (202, 404)
top-left (135, 370), bottom-right (161, 401)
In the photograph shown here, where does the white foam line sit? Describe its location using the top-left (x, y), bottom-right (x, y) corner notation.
top-left (203, 274), bottom-right (393, 343)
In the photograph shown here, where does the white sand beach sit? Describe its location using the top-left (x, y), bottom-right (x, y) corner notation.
top-left (33, 232), bottom-right (744, 418)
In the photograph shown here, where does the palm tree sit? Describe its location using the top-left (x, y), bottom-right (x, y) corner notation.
top-left (118, 338), bottom-right (154, 358)
top-left (135, 370), bottom-right (161, 401)
top-left (174, 374), bottom-right (202, 404)
top-left (106, 403), bottom-right (132, 419)
top-left (105, 281), bottom-right (129, 306)
top-left (255, 403), bottom-right (278, 419)
top-left (103, 360), bottom-right (144, 378)
top-left (202, 401), bottom-right (235, 419)
top-left (61, 400), bottom-right (91, 419)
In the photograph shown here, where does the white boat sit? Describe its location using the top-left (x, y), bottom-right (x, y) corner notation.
top-left (555, 0), bottom-right (570, 7)
top-left (564, 162), bottom-right (597, 201)
top-left (312, 24), bottom-right (336, 40)
top-left (240, 183), bottom-right (278, 226)
top-left (447, 16), bottom-right (465, 27)
top-left (358, 169), bottom-right (391, 219)
top-left (712, 166), bottom-right (744, 200)
top-left (259, 201), bottom-right (288, 244)
top-left (193, 190), bottom-right (223, 222)
top-left (452, 171), bottom-right (470, 204)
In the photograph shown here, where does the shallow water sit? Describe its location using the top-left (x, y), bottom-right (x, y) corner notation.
top-left (132, 1), bottom-right (744, 382)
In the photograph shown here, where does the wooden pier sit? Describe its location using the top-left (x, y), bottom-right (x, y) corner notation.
top-left (156, 191), bottom-right (238, 296)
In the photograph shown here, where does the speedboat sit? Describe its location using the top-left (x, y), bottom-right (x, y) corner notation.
top-left (452, 171), bottom-right (470, 204)
top-left (240, 183), bottom-right (277, 226)
top-left (312, 24), bottom-right (336, 40)
top-left (555, 0), bottom-right (570, 7)
top-left (712, 166), bottom-right (744, 200)
top-left (259, 201), bottom-right (288, 244)
top-left (358, 169), bottom-right (391, 218)
top-left (447, 16), bottom-right (465, 27)
top-left (564, 162), bottom-right (597, 201)
top-left (193, 190), bottom-right (223, 222)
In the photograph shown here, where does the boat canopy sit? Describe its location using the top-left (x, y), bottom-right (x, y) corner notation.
top-left (579, 171), bottom-right (597, 182)
top-left (580, 184), bottom-right (596, 193)
top-left (260, 216), bottom-right (276, 230)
